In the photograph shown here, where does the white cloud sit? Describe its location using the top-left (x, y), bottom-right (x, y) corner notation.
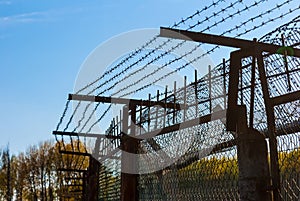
top-left (0, 6), bottom-right (88, 27)
top-left (0, 11), bottom-right (50, 26)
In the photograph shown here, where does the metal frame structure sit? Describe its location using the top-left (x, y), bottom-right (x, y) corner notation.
top-left (160, 26), bottom-right (300, 201)
top-left (53, 17), bottom-right (300, 201)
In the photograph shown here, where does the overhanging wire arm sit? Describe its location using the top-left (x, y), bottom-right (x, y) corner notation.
top-left (52, 1), bottom-right (300, 200)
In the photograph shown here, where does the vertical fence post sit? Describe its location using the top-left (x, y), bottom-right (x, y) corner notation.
top-left (173, 81), bottom-right (177, 124)
top-left (194, 70), bottom-right (198, 117)
top-left (281, 34), bottom-right (291, 92)
top-left (121, 104), bottom-right (139, 201)
top-left (227, 50), bottom-right (273, 201)
top-left (155, 90), bottom-right (159, 129)
top-left (183, 76), bottom-right (187, 121)
top-left (148, 94), bottom-right (151, 132)
top-left (236, 106), bottom-right (272, 201)
top-left (208, 65), bottom-right (212, 113)
top-left (164, 85), bottom-right (168, 127)
top-left (223, 58), bottom-right (227, 109)
top-left (82, 171), bottom-right (87, 201)
top-left (257, 49), bottom-right (280, 201)
top-left (249, 40), bottom-right (257, 129)
top-left (87, 156), bottom-right (100, 201)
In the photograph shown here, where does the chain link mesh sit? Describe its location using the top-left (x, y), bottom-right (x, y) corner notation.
top-left (52, 1), bottom-right (300, 200)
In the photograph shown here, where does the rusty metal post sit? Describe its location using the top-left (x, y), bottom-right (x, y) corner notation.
top-left (82, 171), bottom-right (88, 201)
top-left (227, 50), bottom-right (243, 132)
top-left (87, 156), bottom-right (100, 201)
top-left (183, 76), bottom-right (187, 121)
top-left (222, 58), bottom-right (227, 109)
top-left (257, 50), bottom-right (280, 201)
top-left (249, 40), bottom-right (257, 129)
top-left (194, 70), bottom-right (199, 117)
top-left (208, 65), bottom-right (212, 113)
top-left (227, 49), bottom-right (273, 201)
top-left (236, 106), bottom-right (272, 201)
top-left (121, 104), bottom-right (139, 201)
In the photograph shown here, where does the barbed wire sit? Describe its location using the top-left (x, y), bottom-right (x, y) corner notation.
top-left (86, 0), bottom-right (246, 96)
top-left (72, 0), bottom-right (252, 133)
top-left (236, 5), bottom-right (300, 37)
top-left (119, 1), bottom-right (299, 98)
top-left (260, 15), bottom-right (300, 42)
top-left (221, 0), bottom-right (296, 37)
top-left (85, 0), bottom-right (290, 105)
top-left (77, 102), bottom-right (102, 133)
top-left (63, 102), bottom-right (81, 132)
top-left (55, 0), bottom-right (299, 145)
top-left (75, 36), bottom-right (159, 95)
top-left (110, 0), bottom-right (271, 97)
top-left (76, 0), bottom-right (290, 134)
top-left (53, 3), bottom-right (300, 198)
top-left (86, 104), bottom-right (112, 134)
top-left (55, 0), bottom-right (233, 134)
top-left (172, 0), bottom-right (227, 28)
top-left (75, 0), bottom-right (227, 95)
top-left (74, 0), bottom-right (249, 132)
top-left (56, 100), bottom-right (70, 131)
top-left (67, 0), bottom-right (246, 133)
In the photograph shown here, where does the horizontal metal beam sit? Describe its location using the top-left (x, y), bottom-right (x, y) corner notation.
top-left (58, 168), bottom-right (87, 173)
top-left (160, 27), bottom-right (300, 57)
top-left (168, 119), bottom-right (300, 170)
top-left (98, 148), bottom-right (120, 163)
top-left (53, 131), bottom-right (120, 140)
top-left (92, 119), bottom-right (300, 170)
top-left (171, 139), bottom-right (236, 170)
top-left (97, 154), bottom-right (120, 160)
top-left (69, 94), bottom-right (182, 109)
top-left (271, 90), bottom-right (300, 106)
top-left (139, 110), bottom-right (226, 139)
top-left (266, 120), bottom-right (300, 137)
top-left (60, 151), bottom-right (91, 156)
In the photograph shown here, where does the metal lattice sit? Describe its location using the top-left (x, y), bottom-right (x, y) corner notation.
top-left (52, 1), bottom-right (300, 200)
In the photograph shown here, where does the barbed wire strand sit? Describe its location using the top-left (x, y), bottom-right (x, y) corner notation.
top-left (87, 0), bottom-right (247, 96)
top-left (71, 0), bottom-right (246, 133)
top-left (111, 0), bottom-right (275, 97)
top-left (56, 0), bottom-right (232, 135)
top-left (73, 0), bottom-right (250, 133)
top-left (85, 0), bottom-right (299, 134)
top-left (55, 0), bottom-right (298, 153)
top-left (75, 0), bottom-right (227, 95)
top-left (121, 3), bottom-right (300, 98)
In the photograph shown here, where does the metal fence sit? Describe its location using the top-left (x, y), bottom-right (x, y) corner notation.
top-left (52, 1), bottom-right (300, 200)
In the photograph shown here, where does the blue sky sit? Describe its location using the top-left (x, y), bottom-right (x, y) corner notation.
top-left (0, 0), bottom-right (207, 154)
top-left (0, 0), bottom-right (299, 154)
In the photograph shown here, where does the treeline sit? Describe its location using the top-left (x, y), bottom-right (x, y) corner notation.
top-left (0, 140), bottom-right (88, 201)
top-left (1, 139), bottom-right (299, 200)
top-left (178, 148), bottom-right (300, 180)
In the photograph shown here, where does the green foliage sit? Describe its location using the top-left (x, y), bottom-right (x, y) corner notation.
top-left (279, 148), bottom-right (300, 175)
top-left (98, 165), bottom-right (120, 200)
top-left (0, 141), bottom-right (299, 200)
top-left (178, 156), bottom-right (239, 181)
top-left (176, 148), bottom-right (300, 183)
